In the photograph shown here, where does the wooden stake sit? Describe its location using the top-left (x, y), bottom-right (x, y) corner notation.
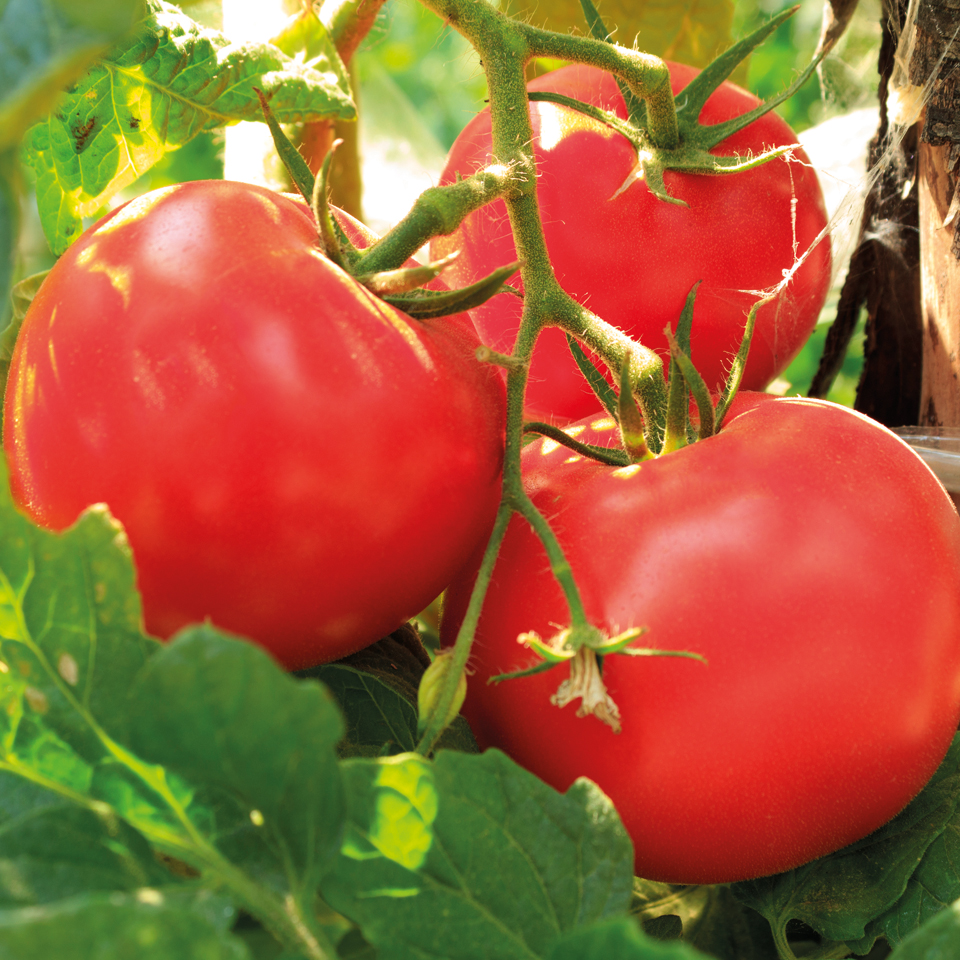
top-left (911, 0), bottom-right (960, 423)
top-left (919, 138), bottom-right (960, 425)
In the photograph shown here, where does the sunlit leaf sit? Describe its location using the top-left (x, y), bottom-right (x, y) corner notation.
top-left (0, 0), bottom-right (144, 152)
top-left (324, 749), bottom-right (633, 959)
top-left (22, 0), bottom-right (355, 253)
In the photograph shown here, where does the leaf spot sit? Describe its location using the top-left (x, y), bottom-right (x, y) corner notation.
top-left (58, 653), bottom-right (79, 686)
top-left (72, 117), bottom-right (96, 153)
top-left (24, 687), bottom-right (48, 714)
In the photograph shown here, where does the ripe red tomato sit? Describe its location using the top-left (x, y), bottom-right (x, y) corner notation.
top-left (431, 63), bottom-right (832, 423)
top-left (4, 180), bottom-right (505, 670)
top-left (441, 398), bottom-right (960, 883)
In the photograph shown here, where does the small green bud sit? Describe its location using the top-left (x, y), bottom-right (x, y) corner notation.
top-left (417, 651), bottom-right (467, 735)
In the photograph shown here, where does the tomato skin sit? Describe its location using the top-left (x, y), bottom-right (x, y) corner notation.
top-left (431, 63), bottom-right (832, 423)
top-left (441, 399), bottom-right (960, 883)
top-left (5, 180), bottom-right (506, 669)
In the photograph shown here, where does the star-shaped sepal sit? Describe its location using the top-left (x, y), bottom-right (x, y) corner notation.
top-left (528, 4), bottom-right (824, 206)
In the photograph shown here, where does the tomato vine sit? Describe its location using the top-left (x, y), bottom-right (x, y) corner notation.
top-left (394, 0), bottom-right (827, 754)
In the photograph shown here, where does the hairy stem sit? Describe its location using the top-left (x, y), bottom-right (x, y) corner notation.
top-left (356, 165), bottom-right (518, 273)
top-left (410, 0), bottom-right (677, 745)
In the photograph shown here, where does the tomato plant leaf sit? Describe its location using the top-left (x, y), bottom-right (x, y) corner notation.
top-left (270, 3), bottom-right (347, 89)
top-left (546, 916), bottom-right (710, 959)
top-left (323, 748), bottom-right (633, 959)
top-left (317, 664), bottom-right (423, 758)
top-left (21, 0), bottom-right (355, 254)
top-left (0, 794), bottom-right (170, 906)
top-left (313, 663), bottom-right (478, 759)
top-left (302, 626), bottom-right (479, 759)
top-left (0, 887), bottom-right (248, 959)
top-left (732, 735), bottom-right (960, 953)
top-left (0, 0), bottom-right (144, 153)
top-left (0, 470), bottom-right (155, 768)
top-left (860, 782), bottom-right (960, 949)
top-left (0, 468), bottom-right (223, 874)
top-left (631, 883), bottom-right (771, 960)
top-left (124, 625), bottom-right (346, 896)
top-left (888, 898), bottom-right (960, 960)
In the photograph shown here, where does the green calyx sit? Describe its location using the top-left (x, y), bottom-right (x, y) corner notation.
top-left (491, 625), bottom-right (705, 733)
top-left (254, 88), bottom-right (519, 320)
top-left (552, 277), bottom-right (770, 471)
top-left (529, 3), bottom-right (823, 205)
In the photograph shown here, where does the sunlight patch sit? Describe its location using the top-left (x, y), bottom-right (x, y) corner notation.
top-left (368, 755), bottom-right (438, 871)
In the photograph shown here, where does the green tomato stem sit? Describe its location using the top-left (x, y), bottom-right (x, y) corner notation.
top-left (415, 501), bottom-right (513, 756)
top-left (517, 24), bottom-right (679, 149)
top-left (355, 165), bottom-right (518, 275)
top-left (408, 0), bottom-right (684, 746)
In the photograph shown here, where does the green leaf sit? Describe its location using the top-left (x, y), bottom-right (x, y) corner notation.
top-left (0, 467), bottom-right (345, 946)
top-left (303, 628), bottom-right (478, 759)
top-left (866, 788), bottom-right (960, 948)
top-left (889, 898), bottom-right (960, 960)
top-left (0, 0), bottom-right (145, 152)
top-left (22, 0), bottom-right (355, 253)
top-left (0, 457), bottom-right (156, 772)
top-left (315, 663), bottom-right (478, 759)
top-left (125, 625), bottom-right (346, 896)
top-left (270, 3), bottom-right (349, 96)
top-left (0, 794), bottom-right (170, 906)
top-left (323, 749), bottom-right (633, 959)
top-left (547, 916), bottom-right (710, 960)
top-left (631, 882), bottom-right (778, 960)
top-left (732, 735), bottom-right (960, 955)
top-left (0, 887), bottom-right (249, 959)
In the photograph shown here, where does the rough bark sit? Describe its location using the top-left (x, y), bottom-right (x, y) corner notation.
top-left (809, 0), bottom-right (923, 428)
top-left (914, 0), bottom-right (960, 425)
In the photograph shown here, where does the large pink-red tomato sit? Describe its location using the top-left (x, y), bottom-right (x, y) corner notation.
top-left (5, 180), bottom-right (505, 669)
top-left (431, 63), bottom-right (832, 423)
top-left (441, 398), bottom-right (960, 883)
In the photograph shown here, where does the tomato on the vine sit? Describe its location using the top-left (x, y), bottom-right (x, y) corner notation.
top-left (4, 180), bottom-right (506, 669)
top-left (441, 398), bottom-right (960, 883)
top-left (432, 63), bottom-right (832, 423)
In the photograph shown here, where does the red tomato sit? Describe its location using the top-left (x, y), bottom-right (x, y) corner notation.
top-left (431, 63), bottom-right (832, 423)
top-left (5, 180), bottom-right (505, 669)
top-left (441, 399), bottom-right (960, 883)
